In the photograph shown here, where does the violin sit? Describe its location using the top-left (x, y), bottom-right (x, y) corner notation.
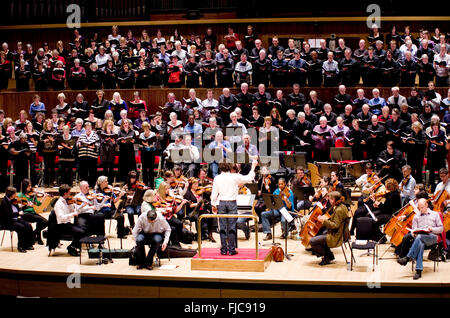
top-left (367, 172), bottom-right (375, 184)
top-left (166, 196), bottom-right (184, 204)
top-left (196, 185), bottom-right (212, 195)
top-left (331, 180), bottom-right (339, 191)
top-left (400, 175), bottom-right (410, 189)
top-left (364, 190), bottom-right (390, 203)
top-left (132, 181), bottom-right (147, 190)
top-left (239, 187), bottom-right (249, 195)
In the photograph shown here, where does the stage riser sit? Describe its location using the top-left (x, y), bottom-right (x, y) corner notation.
top-left (1, 278), bottom-right (449, 298)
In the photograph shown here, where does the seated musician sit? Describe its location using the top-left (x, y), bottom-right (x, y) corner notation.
top-left (74, 181), bottom-right (104, 240)
top-left (355, 162), bottom-right (376, 193)
top-left (155, 181), bottom-right (187, 247)
top-left (397, 198), bottom-right (444, 280)
top-left (184, 177), bottom-right (214, 241)
top-left (53, 184), bottom-right (86, 256)
top-left (0, 186), bottom-right (34, 252)
top-left (330, 171), bottom-right (345, 195)
top-left (17, 179), bottom-right (48, 245)
top-left (94, 176), bottom-right (126, 238)
top-left (253, 166), bottom-right (276, 230)
top-left (262, 178), bottom-right (295, 241)
top-left (352, 173), bottom-right (387, 235)
top-left (433, 168), bottom-right (450, 211)
top-left (309, 191), bottom-right (350, 266)
top-left (121, 171), bottom-right (142, 230)
top-left (169, 166), bottom-right (189, 197)
top-left (400, 165), bottom-right (416, 206)
top-left (132, 209), bottom-right (171, 270)
top-left (290, 167), bottom-right (312, 210)
top-left (299, 176), bottom-right (331, 212)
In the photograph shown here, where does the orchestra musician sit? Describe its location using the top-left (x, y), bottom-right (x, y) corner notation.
top-left (351, 173), bottom-right (387, 235)
top-left (0, 186), bottom-right (34, 252)
top-left (400, 165), bottom-right (416, 206)
top-left (183, 177), bottom-right (214, 241)
top-left (121, 171), bottom-right (142, 229)
top-left (53, 184), bottom-right (86, 256)
top-left (155, 180), bottom-right (186, 247)
top-left (355, 162), bottom-right (376, 193)
top-left (397, 198), bottom-right (444, 280)
top-left (94, 176), bottom-right (127, 238)
top-left (261, 178), bottom-right (295, 240)
top-left (309, 191), bottom-right (350, 266)
top-left (17, 179), bottom-right (48, 245)
top-left (74, 181), bottom-right (105, 239)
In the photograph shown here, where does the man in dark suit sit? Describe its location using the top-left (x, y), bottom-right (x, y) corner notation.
top-left (0, 187), bottom-right (34, 252)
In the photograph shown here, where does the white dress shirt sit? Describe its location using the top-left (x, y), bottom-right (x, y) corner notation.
top-left (211, 171), bottom-right (255, 206)
top-left (54, 197), bottom-right (77, 224)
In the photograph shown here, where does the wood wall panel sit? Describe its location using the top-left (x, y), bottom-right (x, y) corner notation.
top-left (1, 87), bottom-right (448, 120)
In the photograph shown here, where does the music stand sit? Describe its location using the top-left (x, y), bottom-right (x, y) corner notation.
top-left (262, 193), bottom-right (283, 246)
top-left (316, 162), bottom-right (341, 177)
top-left (292, 186), bottom-right (315, 216)
top-left (330, 147), bottom-right (352, 162)
top-left (294, 152), bottom-right (307, 168)
top-left (131, 188), bottom-right (145, 207)
top-left (245, 183), bottom-right (259, 195)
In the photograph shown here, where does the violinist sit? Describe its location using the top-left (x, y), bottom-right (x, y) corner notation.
top-left (17, 179), bottom-right (48, 245)
top-left (94, 176), bottom-right (126, 238)
top-left (0, 186), bottom-right (34, 252)
top-left (355, 162), bottom-right (376, 193)
top-left (291, 167), bottom-right (312, 188)
top-left (74, 181), bottom-right (105, 238)
top-left (397, 198), bottom-right (444, 280)
top-left (309, 191), bottom-right (350, 266)
top-left (400, 165), bottom-right (416, 206)
top-left (300, 176), bottom-right (331, 212)
top-left (169, 167), bottom-right (189, 197)
top-left (352, 173), bottom-right (387, 235)
top-left (121, 171), bottom-right (142, 229)
top-left (262, 178), bottom-right (295, 241)
top-left (184, 177), bottom-right (214, 241)
top-left (372, 178), bottom-right (402, 242)
top-left (156, 181), bottom-right (186, 247)
top-left (254, 166), bottom-right (277, 225)
top-left (53, 184), bottom-right (86, 256)
top-left (330, 171), bottom-right (344, 195)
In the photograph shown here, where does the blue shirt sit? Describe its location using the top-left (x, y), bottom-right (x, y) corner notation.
top-left (273, 188), bottom-right (295, 212)
top-left (29, 102), bottom-right (46, 118)
top-left (368, 97), bottom-right (387, 115)
top-left (208, 140), bottom-right (232, 158)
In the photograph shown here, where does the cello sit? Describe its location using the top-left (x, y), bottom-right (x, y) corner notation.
top-left (300, 202), bottom-right (333, 247)
top-left (431, 189), bottom-right (448, 213)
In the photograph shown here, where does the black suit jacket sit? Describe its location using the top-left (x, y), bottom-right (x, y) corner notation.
top-left (0, 197), bottom-right (19, 228)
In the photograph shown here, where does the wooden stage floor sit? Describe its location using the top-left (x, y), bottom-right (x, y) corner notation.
top-left (0, 212), bottom-right (449, 298)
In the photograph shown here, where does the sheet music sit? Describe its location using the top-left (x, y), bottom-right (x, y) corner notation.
top-left (279, 207), bottom-right (294, 223)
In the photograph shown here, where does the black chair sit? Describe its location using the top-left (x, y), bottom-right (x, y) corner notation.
top-left (0, 225), bottom-right (14, 251)
top-left (79, 235), bottom-right (112, 265)
top-left (350, 217), bottom-right (378, 271)
top-left (339, 217), bottom-right (355, 265)
top-left (45, 210), bottom-right (74, 256)
top-left (411, 241), bottom-right (444, 273)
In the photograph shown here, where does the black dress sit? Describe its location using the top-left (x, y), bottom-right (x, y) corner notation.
top-left (117, 129), bottom-right (137, 182)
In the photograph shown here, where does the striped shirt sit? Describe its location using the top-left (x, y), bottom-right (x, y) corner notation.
top-left (77, 131), bottom-right (99, 159)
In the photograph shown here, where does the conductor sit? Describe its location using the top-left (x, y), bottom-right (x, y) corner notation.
top-left (211, 160), bottom-right (257, 255)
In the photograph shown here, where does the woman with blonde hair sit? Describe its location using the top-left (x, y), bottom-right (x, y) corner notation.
top-left (109, 91), bottom-right (128, 121)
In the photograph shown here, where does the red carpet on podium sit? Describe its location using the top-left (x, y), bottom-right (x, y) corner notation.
top-left (193, 248), bottom-right (271, 260)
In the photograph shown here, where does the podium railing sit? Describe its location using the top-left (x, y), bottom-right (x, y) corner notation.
top-left (197, 214), bottom-right (259, 259)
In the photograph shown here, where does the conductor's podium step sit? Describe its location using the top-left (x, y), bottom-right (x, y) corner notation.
top-left (191, 248), bottom-right (272, 272)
